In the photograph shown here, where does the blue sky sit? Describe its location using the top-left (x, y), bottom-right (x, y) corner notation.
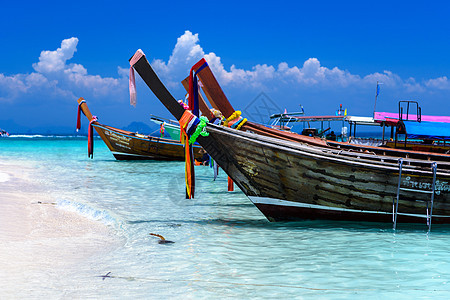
top-left (1, 0), bottom-right (449, 132)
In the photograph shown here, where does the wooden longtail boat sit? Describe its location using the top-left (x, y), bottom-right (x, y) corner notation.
top-left (76, 98), bottom-right (203, 161)
top-left (130, 51), bottom-right (450, 228)
top-left (150, 115), bottom-right (181, 140)
top-left (0, 129), bottom-right (9, 137)
top-left (269, 108), bottom-right (450, 153)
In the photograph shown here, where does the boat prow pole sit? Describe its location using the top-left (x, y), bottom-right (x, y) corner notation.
top-left (188, 59), bottom-right (329, 147)
top-left (181, 76), bottom-right (213, 120)
top-left (77, 97), bottom-right (96, 122)
top-left (131, 54), bottom-right (185, 121)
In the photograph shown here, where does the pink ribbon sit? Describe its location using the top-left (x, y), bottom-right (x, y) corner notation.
top-left (129, 49), bottom-right (145, 107)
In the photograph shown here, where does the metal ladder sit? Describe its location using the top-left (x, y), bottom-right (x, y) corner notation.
top-left (393, 158), bottom-right (438, 231)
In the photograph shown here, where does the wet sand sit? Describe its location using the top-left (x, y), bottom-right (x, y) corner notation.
top-left (0, 162), bottom-right (122, 297)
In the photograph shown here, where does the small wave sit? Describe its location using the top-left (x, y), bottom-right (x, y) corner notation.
top-left (8, 134), bottom-right (47, 138)
top-left (57, 199), bottom-right (118, 227)
top-left (0, 172), bottom-right (10, 182)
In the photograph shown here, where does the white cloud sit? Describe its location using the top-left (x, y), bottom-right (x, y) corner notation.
top-left (0, 74), bottom-right (28, 94)
top-left (425, 76), bottom-right (450, 90)
top-left (0, 37), bottom-right (126, 103)
top-left (274, 59), bottom-right (360, 87)
top-left (1, 31), bottom-right (449, 114)
top-left (117, 66), bottom-right (130, 78)
top-left (64, 63), bottom-right (87, 75)
top-left (151, 31), bottom-right (204, 85)
top-left (144, 31), bottom-right (450, 117)
top-left (0, 72), bottom-right (67, 102)
top-left (153, 31), bottom-right (442, 95)
top-left (33, 37), bottom-right (79, 74)
top-left (149, 31), bottom-right (450, 107)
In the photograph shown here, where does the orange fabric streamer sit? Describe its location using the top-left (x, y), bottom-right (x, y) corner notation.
top-left (179, 110), bottom-right (195, 198)
top-left (228, 176), bottom-right (234, 192)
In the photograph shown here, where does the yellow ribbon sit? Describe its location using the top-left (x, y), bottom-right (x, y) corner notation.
top-left (224, 111), bottom-right (241, 127)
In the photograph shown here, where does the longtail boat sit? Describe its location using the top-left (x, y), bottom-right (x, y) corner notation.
top-left (130, 50), bottom-right (450, 229)
top-left (269, 106), bottom-right (450, 153)
top-left (150, 115), bottom-right (181, 140)
top-left (0, 129), bottom-right (9, 137)
top-left (76, 97), bottom-right (203, 161)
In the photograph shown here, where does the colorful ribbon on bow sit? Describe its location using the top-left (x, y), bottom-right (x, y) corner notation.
top-left (160, 123), bottom-right (165, 138)
top-left (185, 57), bottom-right (209, 199)
top-left (228, 176), bottom-right (234, 192)
top-left (189, 58), bottom-right (208, 118)
top-left (129, 49), bottom-right (144, 107)
top-left (88, 116), bottom-right (98, 159)
top-left (76, 99), bottom-right (86, 132)
top-left (224, 110), bottom-right (247, 130)
top-left (188, 116), bottom-right (209, 144)
top-left (179, 110), bottom-right (200, 199)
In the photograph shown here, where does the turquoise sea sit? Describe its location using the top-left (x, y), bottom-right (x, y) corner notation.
top-left (1, 136), bottom-right (450, 298)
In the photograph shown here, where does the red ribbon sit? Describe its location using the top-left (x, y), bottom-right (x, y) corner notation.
top-left (88, 116), bottom-right (98, 159)
top-left (76, 100), bottom-right (86, 131)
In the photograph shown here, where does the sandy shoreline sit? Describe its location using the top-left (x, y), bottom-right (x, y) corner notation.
top-left (0, 161), bottom-right (122, 296)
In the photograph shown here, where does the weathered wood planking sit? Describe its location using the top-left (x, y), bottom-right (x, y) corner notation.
top-left (204, 124), bottom-right (450, 223)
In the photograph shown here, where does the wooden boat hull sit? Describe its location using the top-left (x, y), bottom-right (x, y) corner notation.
top-left (93, 123), bottom-right (202, 161)
top-left (76, 97), bottom-right (202, 161)
top-left (200, 124), bottom-right (450, 224)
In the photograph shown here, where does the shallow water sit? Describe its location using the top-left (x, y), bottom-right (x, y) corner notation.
top-left (1, 137), bottom-right (450, 298)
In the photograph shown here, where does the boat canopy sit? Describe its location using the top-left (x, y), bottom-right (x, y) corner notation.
top-left (277, 115), bottom-right (345, 122)
top-left (375, 112), bottom-right (450, 124)
top-left (345, 116), bottom-right (379, 126)
top-left (403, 121), bottom-right (450, 140)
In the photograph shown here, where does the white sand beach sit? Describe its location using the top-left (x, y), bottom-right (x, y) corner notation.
top-left (0, 162), bottom-right (122, 297)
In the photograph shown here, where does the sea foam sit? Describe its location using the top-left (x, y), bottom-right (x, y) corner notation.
top-left (0, 172), bottom-right (10, 183)
top-left (8, 135), bottom-right (81, 138)
top-left (57, 199), bottom-right (118, 227)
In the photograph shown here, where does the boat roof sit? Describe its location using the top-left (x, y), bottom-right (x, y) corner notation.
top-left (270, 111), bottom-right (450, 139)
top-left (374, 112), bottom-right (450, 123)
top-left (150, 114), bottom-right (179, 127)
top-left (404, 121), bottom-right (450, 140)
top-left (273, 114), bottom-right (381, 126)
top-left (269, 111), bottom-right (305, 119)
top-left (345, 116), bottom-right (379, 126)
top-left (275, 115), bottom-right (345, 122)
